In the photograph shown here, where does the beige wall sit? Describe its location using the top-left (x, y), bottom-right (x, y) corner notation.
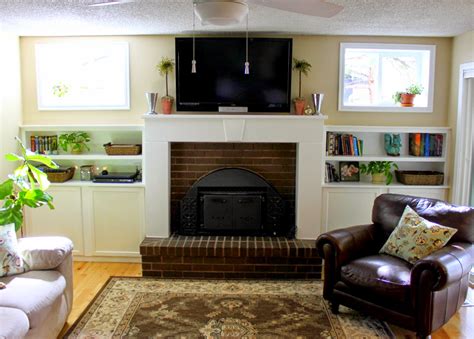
top-left (0, 34), bottom-right (23, 179)
top-left (20, 34), bottom-right (452, 126)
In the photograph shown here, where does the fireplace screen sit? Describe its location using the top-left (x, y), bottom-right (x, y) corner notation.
top-left (180, 168), bottom-right (293, 237)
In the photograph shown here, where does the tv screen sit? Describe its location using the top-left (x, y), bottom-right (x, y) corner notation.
top-left (176, 37), bottom-right (292, 112)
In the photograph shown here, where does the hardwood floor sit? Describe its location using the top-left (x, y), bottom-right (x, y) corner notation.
top-left (60, 261), bottom-right (473, 338)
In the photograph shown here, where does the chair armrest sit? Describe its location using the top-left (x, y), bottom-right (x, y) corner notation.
top-left (18, 236), bottom-right (73, 270)
top-left (316, 224), bottom-right (380, 266)
top-left (411, 243), bottom-right (474, 292)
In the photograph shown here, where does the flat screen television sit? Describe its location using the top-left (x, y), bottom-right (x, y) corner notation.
top-left (175, 37), bottom-right (292, 112)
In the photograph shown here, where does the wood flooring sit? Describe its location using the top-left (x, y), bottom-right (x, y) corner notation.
top-left (60, 261), bottom-right (473, 338)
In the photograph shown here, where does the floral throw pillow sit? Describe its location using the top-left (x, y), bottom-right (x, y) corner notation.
top-left (0, 223), bottom-right (27, 277)
top-left (380, 205), bottom-right (458, 264)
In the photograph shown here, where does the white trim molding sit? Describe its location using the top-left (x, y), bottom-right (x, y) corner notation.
top-left (452, 62), bottom-right (474, 205)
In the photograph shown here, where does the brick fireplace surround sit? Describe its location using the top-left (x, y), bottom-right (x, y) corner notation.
top-left (170, 142), bottom-right (297, 233)
top-left (142, 114), bottom-right (326, 278)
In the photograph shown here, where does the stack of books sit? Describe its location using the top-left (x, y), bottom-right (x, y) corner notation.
top-left (408, 133), bottom-right (443, 157)
top-left (30, 135), bottom-right (59, 155)
top-left (326, 133), bottom-right (363, 156)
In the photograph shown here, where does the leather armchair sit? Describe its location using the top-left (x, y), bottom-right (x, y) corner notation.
top-left (316, 194), bottom-right (474, 338)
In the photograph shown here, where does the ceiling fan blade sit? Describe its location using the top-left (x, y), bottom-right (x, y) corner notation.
top-left (87, 0), bottom-right (135, 7)
top-left (249, 0), bottom-right (343, 18)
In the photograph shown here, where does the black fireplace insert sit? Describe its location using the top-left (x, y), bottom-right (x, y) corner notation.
top-left (179, 168), bottom-right (294, 237)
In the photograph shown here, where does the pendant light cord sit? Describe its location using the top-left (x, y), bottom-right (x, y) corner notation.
top-left (192, 2), bottom-right (197, 73)
top-left (245, 11), bottom-right (250, 74)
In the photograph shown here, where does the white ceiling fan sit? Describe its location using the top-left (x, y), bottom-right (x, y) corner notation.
top-left (88, 0), bottom-right (344, 25)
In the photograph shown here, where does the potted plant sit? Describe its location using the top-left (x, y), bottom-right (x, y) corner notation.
top-left (393, 84), bottom-right (423, 107)
top-left (360, 161), bottom-right (399, 185)
top-left (58, 132), bottom-right (91, 154)
top-left (0, 138), bottom-right (58, 232)
top-left (293, 58), bottom-right (312, 115)
top-left (157, 57), bottom-right (175, 114)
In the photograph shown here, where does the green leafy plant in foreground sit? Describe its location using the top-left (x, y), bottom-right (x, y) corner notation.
top-left (360, 161), bottom-right (399, 185)
top-left (0, 138), bottom-right (58, 231)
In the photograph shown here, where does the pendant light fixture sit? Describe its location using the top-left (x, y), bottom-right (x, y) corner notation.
top-left (191, 2), bottom-right (197, 74)
top-left (244, 12), bottom-right (249, 75)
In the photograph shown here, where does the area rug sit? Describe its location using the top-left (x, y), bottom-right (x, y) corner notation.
top-left (65, 277), bottom-right (394, 338)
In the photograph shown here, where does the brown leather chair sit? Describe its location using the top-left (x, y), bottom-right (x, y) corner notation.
top-left (316, 194), bottom-right (474, 338)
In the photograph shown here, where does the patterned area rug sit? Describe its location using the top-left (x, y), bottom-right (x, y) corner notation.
top-left (65, 277), bottom-right (393, 338)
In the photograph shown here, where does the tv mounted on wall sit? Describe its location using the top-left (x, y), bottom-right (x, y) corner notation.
top-left (175, 37), bottom-right (292, 113)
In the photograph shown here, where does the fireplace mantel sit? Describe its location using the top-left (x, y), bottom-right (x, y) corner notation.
top-left (143, 114), bottom-right (327, 240)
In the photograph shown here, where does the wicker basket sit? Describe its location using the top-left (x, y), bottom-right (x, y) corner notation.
top-left (395, 170), bottom-right (444, 185)
top-left (40, 167), bottom-right (75, 183)
top-left (104, 143), bottom-right (142, 156)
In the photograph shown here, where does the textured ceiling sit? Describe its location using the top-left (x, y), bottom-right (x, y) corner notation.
top-left (0, 0), bottom-right (473, 37)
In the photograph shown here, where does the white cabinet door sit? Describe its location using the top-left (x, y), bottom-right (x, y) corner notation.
top-left (83, 187), bottom-right (144, 257)
top-left (388, 188), bottom-right (447, 201)
top-left (321, 188), bottom-right (384, 233)
top-left (25, 187), bottom-right (84, 255)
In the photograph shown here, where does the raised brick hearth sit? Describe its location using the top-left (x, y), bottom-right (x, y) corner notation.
top-left (170, 142), bottom-right (296, 233)
top-left (140, 235), bottom-right (321, 279)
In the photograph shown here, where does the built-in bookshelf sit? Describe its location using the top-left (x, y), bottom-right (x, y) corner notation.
top-left (19, 124), bottom-right (144, 187)
top-left (323, 125), bottom-right (450, 187)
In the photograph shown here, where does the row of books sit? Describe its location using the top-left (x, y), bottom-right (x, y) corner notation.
top-left (326, 133), bottom-right (364, 156)
top-left (30, 135), bottom-right (59, 155)
top-left (324, 162), bottom-right (340, 183)
top-left (409, 133), bottom-right (443, 157)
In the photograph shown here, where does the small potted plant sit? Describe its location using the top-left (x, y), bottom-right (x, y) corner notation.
top-left (393, 84), bottom-right (423, 107)
top-left (0, 138), bottom-right (58, 232)
top-left (360, 161), bottom-right (399, 185)
top-left (58, 132), bottom-right (91, 154)
top-left (157, 57), bottom-right (175, 114)
top-left (293, 58), bottom-right (312, 115)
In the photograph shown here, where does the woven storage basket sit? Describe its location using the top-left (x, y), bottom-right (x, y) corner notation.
top-left (104, 143), bottom-right (142, 156)
top-left (395, 170), bottom-right (444, 185)
top-left (41, 167), bottom-right (75, 183)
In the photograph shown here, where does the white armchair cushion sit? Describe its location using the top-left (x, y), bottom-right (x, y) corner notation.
top-left (18, 236), bottom-right (73, 270)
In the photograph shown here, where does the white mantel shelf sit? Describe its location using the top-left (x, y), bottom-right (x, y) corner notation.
top-left (143, 113), bottom-right (326, 240)
top-left (143, 114), bottom-right (328, 120)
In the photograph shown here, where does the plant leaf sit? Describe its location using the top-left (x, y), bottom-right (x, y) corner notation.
top-left (25, 154), bottom-right (58, 169)
top-left (0, 179), bottom-right (13, 200)
top-left (27, 164), bottom-right (50, 191)
top-left (5, 153), bottom-right (24, 162)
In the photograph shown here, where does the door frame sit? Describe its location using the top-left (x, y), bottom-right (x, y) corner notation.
top-left (452, 62), bottom-right (474, 205)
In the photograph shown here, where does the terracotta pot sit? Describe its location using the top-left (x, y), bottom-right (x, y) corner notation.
top-left (371, 173), bottom-right (386, 184)
top-left (161, 97), bottom-right (174, 114)
top-left (400, 93), bottom-right (416, 107)
top-left (294, 99), bottom-right (306, 115)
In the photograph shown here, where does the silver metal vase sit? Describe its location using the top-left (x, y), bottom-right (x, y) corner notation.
top-left (145, 92), bottom-right (159, 115)
top-left (312, 93), bottom-right (324, 115)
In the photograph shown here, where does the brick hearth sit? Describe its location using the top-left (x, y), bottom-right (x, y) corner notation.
top-left (170, 142), bottom-right (297, 233)
top-left (140, 235), bottom-right (321, 279)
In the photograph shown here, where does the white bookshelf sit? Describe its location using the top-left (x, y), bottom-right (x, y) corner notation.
top-left (323, 125), bottom-right (450, 187)
top-left (19, 124), bottom-right (144, 187)
top-left (321, 125), bottom-right (451, 234)
top-left (20, 124), bottom-right (145, 262)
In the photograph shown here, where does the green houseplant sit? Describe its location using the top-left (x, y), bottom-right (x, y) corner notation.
top-left (292, 58), bottom-right (312, 115)
top-left (360, 161), bottom-right (399, 185)
top-left (0, 138), bottom-right (58, 231)
top-left (157, 57), bottom-right (175, 114)
top-left (393, 84), bottom-right (423, 107)
top-left (58, 132), bottom-right (91, 154)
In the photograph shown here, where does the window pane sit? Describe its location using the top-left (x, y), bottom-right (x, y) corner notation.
top-left (341, 44), bottom-right (433, 110)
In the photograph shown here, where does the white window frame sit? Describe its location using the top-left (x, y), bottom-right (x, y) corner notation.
top-left (338, 43), bottom-right (436, 113)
